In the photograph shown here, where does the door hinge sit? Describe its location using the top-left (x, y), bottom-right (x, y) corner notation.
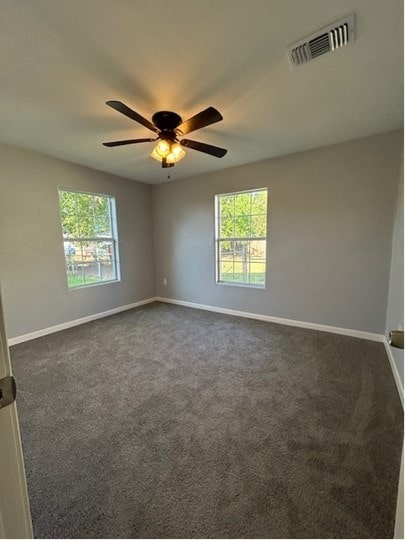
top-left (0, 375), bottom-right (17, 410)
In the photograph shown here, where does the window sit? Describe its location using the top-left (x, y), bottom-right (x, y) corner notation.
top-left (215, 188), bottom-right (268, 287)
top-left (58, 189), bottom-right (120, 288)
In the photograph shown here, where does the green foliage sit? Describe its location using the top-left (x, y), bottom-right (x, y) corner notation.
top-left (59, 190), bottom-right (111, 239)
top-left (218, 189), bottom-right (267, 239)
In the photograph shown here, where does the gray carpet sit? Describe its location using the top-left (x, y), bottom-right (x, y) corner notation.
top-left (10, 302), bottom-right (403, 539)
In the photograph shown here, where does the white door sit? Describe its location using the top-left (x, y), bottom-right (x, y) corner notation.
top-left (394, 449), bottom-right (404, 539)
top-left (0, 290), bottom-right (32, 539)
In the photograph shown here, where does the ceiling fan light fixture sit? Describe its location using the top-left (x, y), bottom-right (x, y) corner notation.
top-left (151, 141), bottom-right (185, 164)
top-left (170, 143), bottom-right (186, 162)
top-left (155, 139), bottom-right (171, 157)
top-left (151, 141), bottom-right (169, 162)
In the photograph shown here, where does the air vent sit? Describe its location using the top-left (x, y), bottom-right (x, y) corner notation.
top-left (288, 14), bottom-right (355, 67)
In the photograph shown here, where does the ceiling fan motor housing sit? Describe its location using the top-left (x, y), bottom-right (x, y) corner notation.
top-left (152, 111), bottom-right (182, 139)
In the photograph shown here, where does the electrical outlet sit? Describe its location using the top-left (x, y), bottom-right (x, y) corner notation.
top-left (163, 278), bottom-right (167, 285)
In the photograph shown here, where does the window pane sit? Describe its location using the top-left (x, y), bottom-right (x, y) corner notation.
top-left (68, 272), bottom-right (86, 288)
top-left (95, 241), bottom-right (113, 262)
top-left (64, 241), bottom-right (85, 287)
top-left (77, 193), bottom-right (94, 209)
top-left (83, 262), bottom-right (102, 286)
top-left (97, 241), bottom-right (116, 282)
top-left (64, 241), bottom-right (84, 266)
top-left (220, 261), bottom-right (234, 282)
top-left (251, 215), bottom-right (267, 237)
top-left (75, 243), bottom-right (93, 286)
top-left (234, 215), bottom-right (250, 238)
top-left (219, 195), bottom-right (234, 218)
top-left (79, 241), bottom-right (117, 284)
top-left (234, 192), bottom-right (251, 216)
top-left (77, 193), bottom-right (96, 238)
top-left (219, 240), bottom-right (234, 260)
top-left (94, 196), bottom-right (112, 237)
top-left (234, 261), bottom-right (247, 282)
top-left (234, 240), bottom-right (249, 259)
top-left (101, 260), bottom-right (117, 282)
top-left (95, 214), bottom-right (112, 237)
top-left (252, 190), bottom-right (267, 214)
top-left (250, 240), bottom-right (266, 260)
top-left (64, 240), bottom-right (78, 263)
top-left (60, 191), bottom-right (79, 238)
top-left (249, 262), bottom-right (265, 285)
top-left (220, 217), bottom-right (234, 238)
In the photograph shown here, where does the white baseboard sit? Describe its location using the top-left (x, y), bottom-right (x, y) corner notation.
top-left (156, 296), bottom-right (384, 342)
top-left (384, 338), bottom-right (404, 408)
top-left (8, 297), bottom-right (157, 346)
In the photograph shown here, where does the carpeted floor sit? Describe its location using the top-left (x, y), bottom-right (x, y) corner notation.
top-left (10, 302), bottom-right (403, 539)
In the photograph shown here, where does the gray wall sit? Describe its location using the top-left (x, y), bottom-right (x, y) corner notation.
top-left (385, 158), bottom-right (404, 385)
top-left (1, 130), bottom-right (402, 340)
top-left (0, 143), bottom-right (154, 339)
top-left (153, 130), bottom-right (403, 334)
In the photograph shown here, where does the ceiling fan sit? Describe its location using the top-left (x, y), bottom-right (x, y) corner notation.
top-left (103, 101), bottom-right (227, 168)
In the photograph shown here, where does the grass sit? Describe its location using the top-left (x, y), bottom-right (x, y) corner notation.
top-left (67, 274), bottom-right (100, 288)
top-left (220, 272), bottom-right (265, 285)
top-left (219, 258), bottom-right (265, 285)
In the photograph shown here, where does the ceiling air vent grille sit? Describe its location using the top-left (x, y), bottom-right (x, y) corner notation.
top-left (288, 14), bottom-right (355, 67)
top-left (309, 33), bottom-right (330, 58)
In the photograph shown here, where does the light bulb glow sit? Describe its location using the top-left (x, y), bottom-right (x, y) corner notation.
top-left (150, 141), bottom-right (186, 164)
top-left (155, 140), bottom-right (170, 157)
top-left (171, 143), bottom-right (183, 159)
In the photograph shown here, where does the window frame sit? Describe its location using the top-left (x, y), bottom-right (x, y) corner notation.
top-left (58, 187), bottom-right (121, 289)
top-left (215, 187), bottom-right (268, 289)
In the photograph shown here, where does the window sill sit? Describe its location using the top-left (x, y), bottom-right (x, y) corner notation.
top-left (68, 279), bottom-right (121, 290)
top-left (216, 281), bottom-right (265, 289)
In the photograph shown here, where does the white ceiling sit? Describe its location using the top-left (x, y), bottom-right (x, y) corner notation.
top-left (0, 0), bottom-right (403, 184)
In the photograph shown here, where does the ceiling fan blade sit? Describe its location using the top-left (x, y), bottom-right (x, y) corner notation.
top-left (106, 101), bottom-right (158, 133)
top-left (180, 139), bottom-right (227, 158)
top-left (103, 138), bottom-right (155, 147)
top-left (176, 107), bottom-right (223, 136)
